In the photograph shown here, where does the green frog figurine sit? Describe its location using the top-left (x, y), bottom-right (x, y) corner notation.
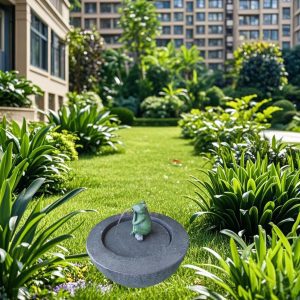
top-left (131, 201), bottom-right (152, 241)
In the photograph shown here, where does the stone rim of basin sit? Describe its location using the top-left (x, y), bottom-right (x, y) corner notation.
top-left (86, 213), bottom-right (189, 287)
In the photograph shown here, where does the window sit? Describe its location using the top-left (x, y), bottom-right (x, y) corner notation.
top-left (174, 39), bottom-right (184, 48)
top-left (162, 26), bottom-right (171, 34)
top-left (100, 19), bottom-right (111, 29)
top-left (31, 13), bottom-right (48, 70)
top-left (85, 3), bottom-right (97, 13)
top-left (263, 14), bottom-right (278, 25)
top-left (157, 39), bottom-right (170, 46)
top-left (71, 5), bottom-right (81, 12)
top-left (0, 10), bottom-right (4, 51)
top-left (196, 0), bottom-right (205, 8)
top-left (84, 18), bottom-right (97, 29)
top-left (51, 31), bottom-right (65, 79)
top-left (263, 29), bottom-right (278, 40)
top-left (100, 3), bottom-right (111, 13)
top-left (263, 0), bottom-right (278, 8)
top-left (208, 25), bottom-right (223, 34)
top-left (70, 17), bottom-right (81, 28)
top-left (194, 39), bottom-right (205, 47)
top-left (196, 13), bottom-right (205, 21)
top-left (112, 19), bottom-right (119, 28)
top-left (186, 29), bottom-right (193, 39)
top-left (298, 0), bottom-right (300, 9)
top-left (282, 42), bottom-right (290, 49)
top-left (209, 63), bottom-right (222, 70)
top-left (186, 2), bottom-right (193, 11)
top-left (297, 15), bottom-right (300, 26)
top-left (239, 30), bottom-right (259, 40)
top-left (208, 50), bottom-right (223, 59)
top-left (155, 1), bottom-right (171, 9)
top-left (113, 3), bottom-right (121, 13)
top-left (239, 15), bottom-right (259, 25)
top-left (208, 13), bottom-right (223, 21)
top-left (200, 50), bottom-right (205, 58)
top-left (103, 34), bottom-right (120, 44)
top-left (174, 0), bottom-right (183, 8)
top-left (186, 16), bottom-right (193, 25)
top-left (174, 12), bottom-right (183, 21)
top-left (174, 25), bottom-right (183, 35)
top-left (282, 8), bottom-right (291, 19)
top-left (208, 39), bottom-right (223, 46)
top-left (208, 0), bottom-right (223, 8)
top-left (157, 13), bottom-right (171, 22)
top-left (239, 1), bottom-right (259, 9)
top-left (48, 94), bottom-right (55, 110)
top-left (282, 25), bottom-right (290, 37)
top-left (196, 25), bottom-right (205, 34)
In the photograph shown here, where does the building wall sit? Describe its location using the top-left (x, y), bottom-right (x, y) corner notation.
top-left (71, 0), bottom-right (299, 69)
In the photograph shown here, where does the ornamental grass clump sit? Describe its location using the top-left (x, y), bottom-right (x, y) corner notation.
top-left (190, 153), bottom-right (300, 237)
top-left (187, 219), bottom-right (300, 299)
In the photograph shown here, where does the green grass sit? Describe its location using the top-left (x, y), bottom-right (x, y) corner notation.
top-left (44, 127), bottom-right (228, 299)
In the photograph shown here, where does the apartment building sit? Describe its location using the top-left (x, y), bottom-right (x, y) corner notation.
top-left (0, 0), bottom-right (70, 120)
top-left (71, 0), bottom-right (300, 69)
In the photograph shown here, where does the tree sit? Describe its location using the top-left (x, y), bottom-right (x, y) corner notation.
top-left (67, 28), bottom-right (103, 93)
top-left (119, 0), bottom-right (160, 70)
top-left (283, 45), bottom-right (300, 87)
top-left (234, 41), bottom-right (288, 97)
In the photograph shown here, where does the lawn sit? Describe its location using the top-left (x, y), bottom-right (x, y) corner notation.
top-left (45, 127), bottom-right (227, 299)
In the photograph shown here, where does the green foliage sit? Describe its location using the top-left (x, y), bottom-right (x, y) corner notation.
top-left (0, 118), bottom-right (70, 194)
top-left (0, 147), bottom-right (91, 298)
top-left (187, 221), bottom-right (300, 299)
top-left (67, 28), bottom-right (103, 93)
top-left (179, 95), bottom-right (280, 153)
top-left (115, 96), bottom-right (140, 116)
top-left (283, 45), bottom-right (300, 87)
top-left (0, 71), bottom-right (43, 108)
top-left (205, 86), bottom-right (225, 106)
top-left (119, 0), bottom-right (160, 67)
top-left (110, 107), bottom-right (134, 125)
top-left (67, 91), bottom-right (103, 109)
top-left (271, 99), bottom-right (296, 125)
top-left (48, 104), bottom-right (122, 154)
top-left (133, 118), bottom-right (179, 126)
top-left (190, 154), bottom-right (300, 237)
top-left (145, 65), bottom-right (171, 96)
top-left (234, 42), bottom-right (288, 96)
top-left (223, 86), bottom-right (264, 101)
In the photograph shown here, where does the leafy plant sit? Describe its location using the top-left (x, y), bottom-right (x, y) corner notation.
top-left (67, 92), bottom-right (103, 110)
top-left (187, 220), bottom-right (300, 299)
top-left (205, 86), bottom-right (225, 107)
top-left (48, 104), bottom-right (122, 154)
top-left (0, 71), bottom-right (43, 108)
top-left (190, 154), bottom-right (300, 237)
top-left (0, 118), bottom-right (70, 194)
top-left (0, 145), bottom-right (91, 299)
top-left (110, 107), bottom-right (134, 125)
top-left (271, 99), bottom-right (296, 126)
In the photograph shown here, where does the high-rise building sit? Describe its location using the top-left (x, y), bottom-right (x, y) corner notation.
top-left (71, 0), bottom-right (300, 69)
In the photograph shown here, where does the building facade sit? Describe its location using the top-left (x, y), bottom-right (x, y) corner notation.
top-left (0, 0), bottom-right (70, 120)
top-left (71, 0), bottom-right (300, 69)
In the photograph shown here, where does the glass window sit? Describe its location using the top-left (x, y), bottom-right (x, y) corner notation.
top-left (186, 29), bottom-right (193, 39)
top-left (157, 39), bottom-right (170, 47)
top-left (174, 0), bottom-right (183, 8)
top-left (282, 42), bottom-right (290, 49)
top-left (157, 13), bottom-right (171, 22)
top-left (297, 15), bottom-right (300, 26)
top-left (155, 1), bottom-right (171, 9)
top-left (263, 0), bottom-right (278, 8)
top-left (263, 14), bottom-right (278, 25)
top-left (103, 34), bottom-right (120, 44)
top-left (100, 3), bottom-right (111, 13)
top-left (113, 3), bottom-right (121, 13)
top-left (51, 31), bottom-right (65, 79)
top-left (208, 13), bottom-right (223, 21)
top-left (85, 3), bottom-right (97, 13)
top-left (208, 25), bottom-right (223, 34)
top-left (162, 26), bottom-right (171, 34)
top-left (282, 8), bottom-right (291, 19)
top-left (196, 13), bottom-right (205, 21)
top-left (209, 63), bottom-right (222, 70)
top-left (200, 50), bottom-right (205, 58)
top-left (30, 13), bottom-right (48, 71)
top-left (112, 19), bottom-right (119, 28)
top-left (196, 0), bottom-right (205, 7)
top-left (196, 25), bottom-right (205, 34)
top-left (84, 18), bottom-right (97, 29)
top-left (70, 17), bottom-right (81, 28)
top-left (174, 12), bottom-right (183, 21)
top-left (282, 24), bottom-right (290, 37)
top-left (208, 0), bottom-right (223, 8)
top-left (186, 2), bottom-right (193, 11)
top-left (186, 15), bottom-right (194, 25)
top-left (194, 39), bottom-right (205, 47)
top-left (208, 50), bottom-right (223, 59)
top-left (263, 29), bottom-right (278, 40)
top-left (174, 25), bottom-right (183, 35)
top-left (239, 30), bottom-right (259, 40)
top-left (208, 39), bottom-right (223, 46)
top-left (174, 39), bottom-right (184, 48)
top-left (239, 15), bottom-right (259, 25)
top-left (239, 1), bottom-right (259, 9)
top-left (100, 19), bottom-right (111, 29)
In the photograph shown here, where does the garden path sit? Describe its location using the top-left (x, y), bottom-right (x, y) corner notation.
top-left (263, 130), bottom-right (300, 144)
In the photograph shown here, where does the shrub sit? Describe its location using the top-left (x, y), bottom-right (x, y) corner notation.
top-left (271, 99), bottom-right (296, 125)
top-left (205, 86), bottom-right (225, 106)
top-left (133, 118), bottom-right (179, 126)
top-left (187, 221), bottom-right (300, 299)
top-left (223, 86), bottom-right (264, 101)
top-left (0, 118), bottom-right (70, 194)
top-left (0, 146), bottom-right (91, 299)
top-left (115, 96), bottom-right (139, 116)
top-left (0, 71), bottom-right (43, 108)
top-left (190, 154), bottom-right (300, 237)
top-left (110, 107), bottom-right (134, 125)
top-left (141, 95), bottom-right (183, 118)
top-left (48, 104), bottom-right (122, 154)
top-left (68, 91), bottom-right (103, 110)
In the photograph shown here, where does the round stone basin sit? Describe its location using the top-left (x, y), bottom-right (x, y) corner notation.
top-left (86, 213), bottom-right (189, 288)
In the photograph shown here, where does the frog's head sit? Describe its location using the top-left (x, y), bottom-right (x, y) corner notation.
top-left (132, 201), bottom-right (147, 214)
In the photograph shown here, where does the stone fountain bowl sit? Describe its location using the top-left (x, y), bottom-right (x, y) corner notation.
top-left (86, 213), bottom-right (189, 288)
